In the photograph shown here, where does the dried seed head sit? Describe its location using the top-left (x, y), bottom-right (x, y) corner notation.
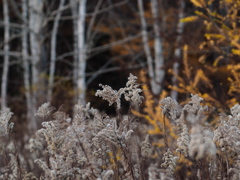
top-left (35, 102), bottom-right (55, 118)
top-left (160, 97), bottom-right (178, 119)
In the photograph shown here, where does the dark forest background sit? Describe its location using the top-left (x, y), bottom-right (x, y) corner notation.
top-left (0, 0), bottom-right (239, 136)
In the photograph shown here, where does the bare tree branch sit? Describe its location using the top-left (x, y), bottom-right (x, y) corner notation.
top-left (48, 0), bottom-right (66, 102)
top-left (1, 0), bottom-right (10, 109)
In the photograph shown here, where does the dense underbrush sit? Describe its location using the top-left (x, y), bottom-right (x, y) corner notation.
top-left (0, 74), bottom-right (240, 180)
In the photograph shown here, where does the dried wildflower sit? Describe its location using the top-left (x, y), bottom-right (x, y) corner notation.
top-left (160, 97), bottom-right (178, 120)
top-left (74, 102), bottom-right (93, 120)
top-left (230, 103), bottom-right (240, 120)
top-left (148, 164), bottom-right (160, 180)
top-left (161, 148), bottom-right (179, 176)
top-left (228, 155), bottom-right (240, 180)
top-left (189, 126), bottom-right (205, 160)
top-left (22, 172), bottom-right (38, 180)
top-left (34, 159), bottom-right (52, 178)
top-left (33, 110), bottom-right (94, 179)
top-left (0, 108), bottom-right (14, 136)
top-left (148, 164), bottom-right (174, 180)
top-left (184, 94), bottom-right (203, 112)
top-left (213, 112), bottom-right (240, 154)
top-left (124, 73), bottom-right (143, 105)
top-left (141, 134), bottom-right (151, 157)
top-left (182, 94), bottom-right (208, 124)
top-left (96, 84), bottom-right (124, 109)
top-left (0, 153), bottom-right (18, 180)
top-left (52, 110), bottom-right (68, 122)
top-left (35, 102), bottom-right (55, 118)
top-left (100, 170), bottom-right (114, 180)
top-left (96, 74), bottom-right (143, 109)
top-left (189, 125), bottom-right (216, 160)
top-left (95, 118), bottom-right (134, 148)
top-left (183, 94), bottom-right (208, 115)
top-left (176, 125), bottom-right (189, 157)
top-left (203, 130), bottom-right (216, 157)
top-left (135, 164), bottom-right (141, 178)
top-left (29, 138), bottom-right (43, 152)
top-left (9, 153), bottom-right (19, 179)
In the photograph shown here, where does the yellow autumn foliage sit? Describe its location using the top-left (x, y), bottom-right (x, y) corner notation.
top-left (132, 71), bottom-right (177, 141)
top-left (180, 16), bottom-right (199, 23)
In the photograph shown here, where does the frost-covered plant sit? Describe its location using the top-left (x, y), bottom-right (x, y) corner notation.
top-left (228, 155), bottom-right (240, 180)
top-left (124, 73), bottom-right (144, 106)
top-left (0, 108), bottom-right (34, 180)
top-left (141, 134), bottom-right (151, 157)
top-left (92, 114), bottom-right (138, 179)
top-left (188, 125), bottom-right (216, 160)
top-left (35, 102), bottom-right (55, 119)
top-left (213, 104), bottom-right (240, 154)
top-left (95, 84), bottom-right (124, 109)
top-left (213, 104), bottom-right (240, 179)
top-left (96, 73), bottom-right (143, 109)
top-left (0, 108), bottom-right (14, 137)
top-left (230, 103), bottom-right (240, 119)
top-left (32, 102), bottom-right (101, 179)
top-left (2, 74), bottom-right (240, 180)
top-left (0, 109), bottom-right (16, 179)
top-left (0, 154), bottom-right (18, 180)
top-left (181, 94), bottom-right (208, 124)
top-left (161, 148), bottom-right (179, 176)
top-left (176, 125), bottom-right (189, 157)
top-left (160, 97), bottom-right (178, 120)
top-left (29, 74), bottom-right (144, 180)
top-left (148, 163), bottom-right (174, 180)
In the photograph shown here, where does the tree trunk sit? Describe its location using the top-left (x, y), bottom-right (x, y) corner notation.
top-left (22, 0), bottom-right (33, 124)
top-left (1, 0), bottom-right (10, 109)
top-left (151, 0), bottom-right (164, 95)
top-left (71, 0), bottom-right (79, 104)
top-left (170, 0), bottom-right (185, 100)
top-left (29, 0), bottom-right (43, 131)
top-left (48, 0), bottom-right (66, 102)
top-left (137, 0), bottom-right (160, 95)
top-left (76, 0), bottom-right (87, 104)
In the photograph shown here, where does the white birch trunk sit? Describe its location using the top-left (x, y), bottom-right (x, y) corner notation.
top-left (77, 0), bottom-right (87, 104)
top-left (170, 0), bottom-right (185, 100)
top-left (1, 0), bottom-right (10, 109)
top-left (48, 0), bottom-right (65, 102)
top-left (137, 0), bottom-right (158, 95)
top-left (29, 0), bottom-right (43, 89)
top-left (29, 0), bottom-right (43, 131)
top-left (22, 0), bottom-right (33, 123)
top-left (71, 0), bottom-right (79, 104)
top-left (151, 0), bottom-right (164, 95)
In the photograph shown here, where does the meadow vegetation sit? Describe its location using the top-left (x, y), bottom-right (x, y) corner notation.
top-left (1, 0), bottom-right (240, 179)
top-left (0, 73), bottom-right (240, 180)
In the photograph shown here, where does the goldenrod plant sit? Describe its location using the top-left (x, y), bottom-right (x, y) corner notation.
top-left (0, 74), bottom-right (240, 179)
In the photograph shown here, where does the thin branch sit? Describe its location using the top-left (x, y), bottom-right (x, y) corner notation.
top-left (48, 0), bottom-right (66, 101)
top-left (89, 33), bottom-right (142, 53)
top-left (86, 0), bottom-right (103, 41)
top-left (45, 0), bottom-right (128, 22)
top-left (0, 32), bottom-right (24, 49)
top-left (86, 63), bottom-right (146, 86)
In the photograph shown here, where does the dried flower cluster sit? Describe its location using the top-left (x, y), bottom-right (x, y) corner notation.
top-left (96, 73), bottom-right (143, 109)
top-left (160, 97), bottom-right (178, 120)
top-left (35, 102), bottom-right (55, 119)
top-left (0, 108), bottom-right (14, 136)
top-left (176, 125), bottom-right (189, 157)
top-left (141, 134), bottom-right (151, 157)
top-left (161, 148), bottom-right (179, 176)
top-left (1, 74), bottom-right (240, 179)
